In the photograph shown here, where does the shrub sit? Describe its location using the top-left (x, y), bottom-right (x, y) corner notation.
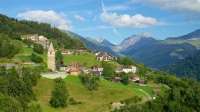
top-left (79, 74), bottom-right (99, 91)
top-left (30, 53), bottom-right (43, 63)
top-left (50, 78), bottom-right (69, 108)
top-left (33, 44), bottom-right (44, 54)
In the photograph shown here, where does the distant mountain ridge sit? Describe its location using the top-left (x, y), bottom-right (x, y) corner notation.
top-left (113, 34), bottom-right (154, 52)
top-left (80, 29), bottom-right (200, 69)
top-left (167, 29), bottom-right (200, 40)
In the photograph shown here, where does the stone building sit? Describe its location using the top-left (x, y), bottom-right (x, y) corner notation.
top-left (96, 52), bottom-right (114, 61)
top-left (48, 42), bottom-right (56, 71)
top-left (66, 63), bottom-right (81, 76)
top-left (21, 34), bottom-right (49, 49)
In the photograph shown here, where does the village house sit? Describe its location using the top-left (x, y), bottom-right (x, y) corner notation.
top-left (130, 75), bottom-right (146, 84)
top-left (61, 49), bottom-right (74, 55)
top-left (90, 66), bottom-right (104, 76)
top-left (112, 76), bottom-right (122, 82)
top-left (21, 34), bottom-right (50, 49)
top-left (116, 65), bottom-right (137, 74)
top-left (66, 63), bottom-right (81, 76)
top-left (96, 52), bottom-right (114, 61)
top-left (74, 49), bottom-right (88, 54)
top-left (130, 75), bottom-right (140, 82)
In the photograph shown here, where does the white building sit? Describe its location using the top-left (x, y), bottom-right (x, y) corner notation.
top-left (96, 52), bottom-right (114, 61)
top-left (116, 66), bottom-right (137, 74)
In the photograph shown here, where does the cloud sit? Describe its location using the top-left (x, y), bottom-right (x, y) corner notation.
top-left (105, 4), bottom-right (130, 11)
top-left (74, 15), bottom-right (85, 21)
top-left (17, 10), bottom-right (70, 31)
top-left (100, 11), bottom-right (158, 28)
top-left (134, 0), bottom-right (200, 13)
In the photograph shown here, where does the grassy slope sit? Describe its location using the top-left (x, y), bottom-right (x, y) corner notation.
top-left (13, 42), bottom-right (47, 63)
top-left (34, 76), bottom-right (156, 112)
top-left (63, 52), bottom-right (100, 67)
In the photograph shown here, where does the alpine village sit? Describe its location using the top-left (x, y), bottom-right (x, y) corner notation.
top-left (1, 1), bottom-right (200, 112)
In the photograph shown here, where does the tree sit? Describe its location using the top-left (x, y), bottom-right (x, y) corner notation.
top-left (117, 57), bottom-right (134, 66)
top-left (33, 44), bottom-right (44, 54)
top-left (0, 67), bottom-right (41, 111)
top-left (50, 78), bottom-right (69, 108)
top-left (0, 93), bottom-right (23, 112)
top-left (30, 53), bottom-right (43, 63)
top-left (79, 74), bottom-right (99, 91)
top-left (102, 62), bottom-right (115, 79)
top-left (121, 73), bottom-right (129, 85)
top-left (56, 50), bottom-right (63, 66)
top-left (0, 34), bottom-right (21, 58)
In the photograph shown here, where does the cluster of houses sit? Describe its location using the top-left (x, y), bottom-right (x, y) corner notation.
top-left (21, 34), bottom-right (144, 84)
top-left (60, 63), bottom-right (104, 76)
top-left (21, 34), bottom-right (50, 49)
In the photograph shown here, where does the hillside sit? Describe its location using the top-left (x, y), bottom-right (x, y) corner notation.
top-left (122, 39), bottom-right (198, 69)
top-left (34, 76), bottom-right (163, 112)
top-left (163, 51), bottom-right (200, 80)
top-left (0, 14), bottom-right (85, 49)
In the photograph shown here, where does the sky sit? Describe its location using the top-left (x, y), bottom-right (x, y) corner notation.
top-left (0, 0), bottom-right (200, 44)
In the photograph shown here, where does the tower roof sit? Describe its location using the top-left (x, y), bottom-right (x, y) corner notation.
top-left (48, 42), bottom-right (54, 51)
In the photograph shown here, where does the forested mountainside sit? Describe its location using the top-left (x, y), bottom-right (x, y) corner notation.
top-left (0, 14), bottom-right (85, 49)
top-left (163, 51), bottom-right (200, 81)
top-left (121, 38), bottom-right (198, 69)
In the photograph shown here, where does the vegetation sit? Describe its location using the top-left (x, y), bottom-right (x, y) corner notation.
top-left (79, 74), bottom-right (99, 91)
top-left (33, 44), bottom-right (44, 54)
top-left (55, 50), bottom-right (63, 66)
top-left (120, 73), bottom-right (129, 85)
top-left (31, 53), bottom-right (43, 63)
top-left (117, 57), bottom-right (134, 66)
top-left (50, 78), bottom-right (69, 108)
top-left (0, 14), bottom-right (85, 49)
top-left (102, 62), bottom-right (116, 79)
top-left (34, 76), bottom-right (154, 112)
top-left (0, 67), bottom-right (41, 112)
top-left (114, 72), bottom-right (200, 112)
top-left (0, 33), bottom-right (21, 58)
top-left (164, 51), bottom-right (200, 81)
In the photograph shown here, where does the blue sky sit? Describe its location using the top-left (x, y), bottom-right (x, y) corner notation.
top-left (1, 0), bottom-right (200, 44)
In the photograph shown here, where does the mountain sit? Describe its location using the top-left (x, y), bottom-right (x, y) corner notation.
top-left (121, 37), bottom-right (197, 69)
top-left (114, 34), bottom-right (154, 52)
top-left (86, 37), bottom-right (114, 48)
top-left (79, 31), bottom-right (199, 69)
top-left (164, 51), bottom-right (200, 80)
top-left (70, 34), bottom-right (118, 55)
top-left (168, 29), bottom-right (200, 40)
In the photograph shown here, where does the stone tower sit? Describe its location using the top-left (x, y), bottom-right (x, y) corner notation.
top-left (48, 42), bottom-right (56, 71)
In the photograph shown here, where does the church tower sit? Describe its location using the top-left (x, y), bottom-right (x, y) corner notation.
top-left (48, 42), bottom-right (56, 71)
